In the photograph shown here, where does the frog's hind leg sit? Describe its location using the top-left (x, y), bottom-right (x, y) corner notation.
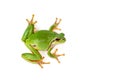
top-left (26, 14), bottom-right (38, 32)
top-left (22, 43), bottom-right (50, 68)
top-left (22, 53), bottom-right (50, 68)
top-left (49, 18), bottom-right (62, 31)
top-left (22, 53), bottom-right (40, 63)
top-left (22, 14), bottom-right (37, 42)
top-left (47, 48), bottom-right (65, 63)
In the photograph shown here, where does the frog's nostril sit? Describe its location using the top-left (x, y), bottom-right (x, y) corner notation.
top-left (63, 38), bottom-right (66, 40)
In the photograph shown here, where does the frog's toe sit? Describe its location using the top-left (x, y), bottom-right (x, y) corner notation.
top-left (55, 18), bottom-right (61, 25)
top-left (37, 61), bottom-right (50, 68)
top-left (53, 27), bottom-right (61, 31)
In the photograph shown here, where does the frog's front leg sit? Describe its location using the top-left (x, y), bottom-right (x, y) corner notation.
top-left (49, 18), bottom-right (62, 31)
top-left (47, 48), bottom-right (65, 63)
top-left (22, 43), bottom-right (50, 68)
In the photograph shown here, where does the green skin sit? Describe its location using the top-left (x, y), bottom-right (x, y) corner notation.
top-left (21, 15), bottom-right (66, 68)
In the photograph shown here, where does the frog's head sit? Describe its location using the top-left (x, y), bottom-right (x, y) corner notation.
top-left (54, 33), bottom-right (66, 44)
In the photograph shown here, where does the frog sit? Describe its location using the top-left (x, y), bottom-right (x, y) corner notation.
top-left (21, 14), bottom-right (66, 68)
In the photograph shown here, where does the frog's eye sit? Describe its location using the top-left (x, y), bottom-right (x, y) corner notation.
top-left (55, 38), bottom-right (60, 41)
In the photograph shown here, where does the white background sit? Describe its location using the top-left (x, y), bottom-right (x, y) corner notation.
top-left (0, 0), bottom-right (120, 80)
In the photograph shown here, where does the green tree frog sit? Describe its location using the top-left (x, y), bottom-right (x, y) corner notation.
top-left (21, 14), bottom-right (66, 68)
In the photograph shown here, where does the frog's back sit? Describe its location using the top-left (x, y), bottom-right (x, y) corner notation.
top-left (26, 30), bottom-right (57, 50)
top-left (32, 30), bottom-right (57, 40)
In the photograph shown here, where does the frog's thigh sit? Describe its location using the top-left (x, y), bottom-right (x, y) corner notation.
top-left (22, 53), bottom-right (40, 61)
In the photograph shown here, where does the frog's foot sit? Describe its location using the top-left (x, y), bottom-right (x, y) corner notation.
top-left (26, 14), bottom-right (37, 25)
top-left (37, 57), bottom-right (50, 68)
top-left (53, 18), bottom-right (62, 31)
top-left (53, 49), bottom-right (65, 63)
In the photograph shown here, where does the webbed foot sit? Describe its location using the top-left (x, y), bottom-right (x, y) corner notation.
top-left (49, 18), bottom-right (62, 31)
top-left (52, 49), bottom-right (65, 63)
top-left (26, 14), bottom-right (37, 25)
top-left (53, 18), bottom-right (62, 31)
top-left (36, 57), bottom-right (50, 68)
